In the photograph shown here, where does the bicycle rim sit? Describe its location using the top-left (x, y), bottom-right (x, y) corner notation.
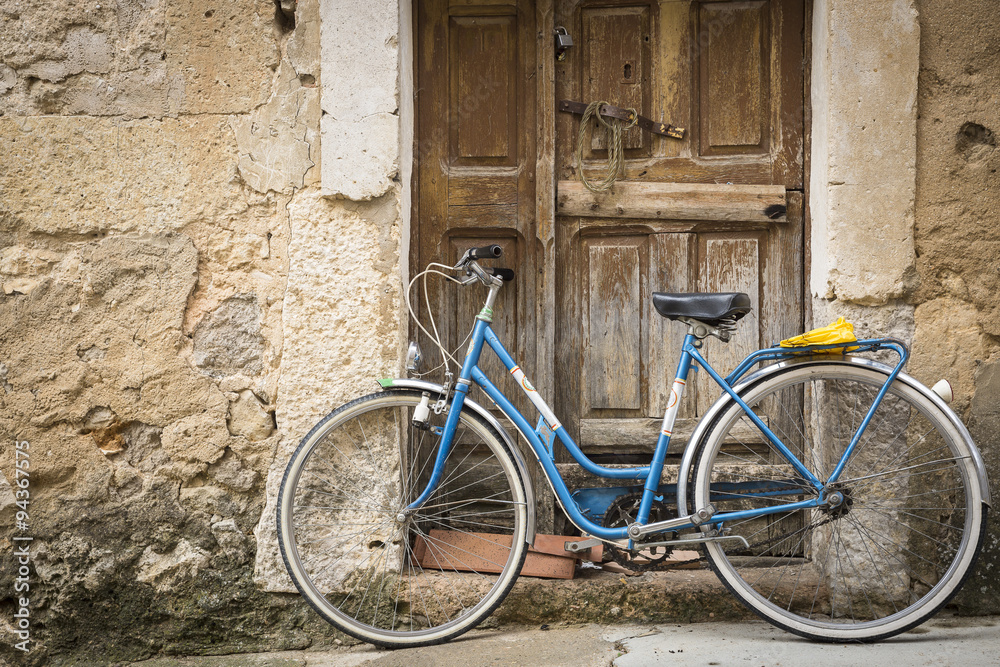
top-left (693, 362), bottom-right (985, 641)
top-left (278, 390), bottom-right (528, 647)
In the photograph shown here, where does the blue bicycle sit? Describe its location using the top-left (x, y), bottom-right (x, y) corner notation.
top-left (277, 245), bottom-right (990, 648)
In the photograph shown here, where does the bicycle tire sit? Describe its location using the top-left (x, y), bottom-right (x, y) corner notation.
top-left (692, 361), bottom-right (986, 642)
top-left (278, 389), bottom-right (529, 648)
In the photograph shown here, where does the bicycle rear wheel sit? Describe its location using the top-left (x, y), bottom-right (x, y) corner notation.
top-left (692, 361), bottom-right (986, 642)
top-left (278, 390), bottom-right (529, 648)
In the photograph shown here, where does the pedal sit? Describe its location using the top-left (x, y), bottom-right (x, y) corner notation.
top-left (564, 538), bottom-right (602, 553)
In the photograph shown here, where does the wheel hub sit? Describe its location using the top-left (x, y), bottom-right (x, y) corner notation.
top-left (822, 486), bottom-right (853, 519)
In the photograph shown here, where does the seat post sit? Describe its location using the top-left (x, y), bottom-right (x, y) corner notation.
top-left (678, 316), bottom-right (735, 343)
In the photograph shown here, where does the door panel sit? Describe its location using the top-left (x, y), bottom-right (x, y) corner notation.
top-left (581, 5), bottom-right (653, 153)
top-left (698, 0), bottom-right (769, 155)
top-left (450, 15), bottom-right (518, 163)
top-left (694, 232), bottom-right (763, 414)
top-left (584, 237), bottom-right (645, 412)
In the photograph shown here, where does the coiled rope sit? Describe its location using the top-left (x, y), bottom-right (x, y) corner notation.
top-left (575, 100), bottom-right (638, 193)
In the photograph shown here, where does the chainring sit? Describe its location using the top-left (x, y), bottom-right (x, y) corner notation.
top-left (602, 492), bottom-right (676, 572)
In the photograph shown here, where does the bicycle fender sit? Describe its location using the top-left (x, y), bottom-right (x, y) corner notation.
top-left (376, 378), bottom-right (538, 544)
top-left (676, 355), bottom-right (991, 516)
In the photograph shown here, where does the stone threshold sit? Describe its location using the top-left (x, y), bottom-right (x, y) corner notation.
top-left (490, 566), bottom-right (754, 627)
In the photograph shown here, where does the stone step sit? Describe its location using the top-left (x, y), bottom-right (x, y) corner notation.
top-left (491, 566), bottom-right (754, 627)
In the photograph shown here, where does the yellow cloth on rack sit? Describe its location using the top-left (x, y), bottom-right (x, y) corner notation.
top-left (779, 317), bottom-right (858, 354)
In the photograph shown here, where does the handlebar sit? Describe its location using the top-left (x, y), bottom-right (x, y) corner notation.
top-left (453, 244), bottom-right (515, 285)
top-left (488, 268), bottom-right (515, 282)
top-left (467, 244), bottom-right (502, 260)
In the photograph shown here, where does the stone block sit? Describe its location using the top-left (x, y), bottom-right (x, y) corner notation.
top-left (0, 233), bottom-right (239, 431)
top-left (811, 0), bottom-right (919, 304)
top-left (319, 0), bottom-right (398, 120)
top-left (161, 412), bottom-right (230, 465)
top-left (811, 299), bottom-right (914, 342)
top-left (230, 61), bottom-right (319, 195)
top-left (911, 297), bottom-right (986, 411)
top-left (180, 485), bottom-right (246, 517)
top-left (915, 2), bottom-right (1000, 339)
top-left (321, 112), bottom-right (399, 200)
top-left (211, 518), bottom-right (251, 562)
top-left (0, 474), bottom-right (16, 528)
top-left (254, 189), bottom-right (405, 591)
top-left (192, 295), bottom-right (267, 380)
top-left (956, 358), bottom-right (1000, 612)
top-left (287, 0), bottom-right (321, 80)
top-left (135, 539), bottom-right (212, 593)
top-left (227, 390), bottom-right (275, 442)
top-left (164, 0), bottom-right (278, 114)
top-left (319, 0), bottom-right (400, 199)
top-left (0, 117), bottom-right (246, 235)
top-left (208, 449), bottom-right (260, 493)
top-left (822, 183), bottom-right (916, 304)
top-left (0, 1), bottom-right (171, 117)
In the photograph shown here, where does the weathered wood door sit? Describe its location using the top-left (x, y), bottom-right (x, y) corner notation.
top-left (551, 0), bottom-right (806, 466)
top-left (414, 0), bottom-right (807, 528)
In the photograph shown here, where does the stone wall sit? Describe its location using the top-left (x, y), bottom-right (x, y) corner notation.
top-left (1, 0), bottom-right (998, 663)
top-left (912, 0), bottom-right (1000, 612)
top-left (0, 0), bottom-right (405, 664)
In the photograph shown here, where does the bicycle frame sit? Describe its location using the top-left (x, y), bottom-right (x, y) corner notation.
top-left (405, 306), bottom-right (910, 543)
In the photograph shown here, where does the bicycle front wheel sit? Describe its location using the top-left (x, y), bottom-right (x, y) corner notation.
top-left (278, 390), bottom-right (529, 648)
top-left (692, 361), bottom-right (986, 642)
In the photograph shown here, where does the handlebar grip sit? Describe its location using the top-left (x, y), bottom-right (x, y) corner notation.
top-left (468, 244), bottom-right (503, 260)
top-left (489, 268), bottom-right (515, 283)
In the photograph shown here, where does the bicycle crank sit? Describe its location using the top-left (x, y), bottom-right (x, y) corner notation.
top-left (602, 492), bottom-right (675, 572)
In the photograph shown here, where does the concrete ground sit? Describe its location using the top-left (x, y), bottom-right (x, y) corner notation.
top-left (129, 615), bottom-right (1000, 667)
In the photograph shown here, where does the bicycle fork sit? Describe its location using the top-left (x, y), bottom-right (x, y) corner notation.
top-left (403, 282), bottom-right (504, 515)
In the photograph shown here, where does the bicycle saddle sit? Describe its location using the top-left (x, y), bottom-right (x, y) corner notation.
top-left (651, 292), bottom-right (752, 325)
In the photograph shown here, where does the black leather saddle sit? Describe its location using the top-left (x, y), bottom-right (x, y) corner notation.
top-left (651, 292), bottom-right (752, 326)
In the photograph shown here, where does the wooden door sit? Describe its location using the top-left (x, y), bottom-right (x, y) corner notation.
top-left (413, 0), bottom-right (807, 530)
top-left (552, 0), bottom-right (806, 464)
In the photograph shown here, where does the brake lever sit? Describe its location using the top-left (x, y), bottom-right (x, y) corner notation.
top-left (453, 248), bottom-right (473, 270)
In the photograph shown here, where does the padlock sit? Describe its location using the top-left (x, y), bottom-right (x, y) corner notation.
top-left (555, 27), bottom-right (573, 60)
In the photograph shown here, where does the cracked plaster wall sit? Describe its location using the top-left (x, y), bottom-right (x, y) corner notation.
top-left (0, 0), bottom-right (405, 662)
top-left (812, 0), bottom-right (1000, 611)
top-left (911, 0), bottom-right (1000, 612)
